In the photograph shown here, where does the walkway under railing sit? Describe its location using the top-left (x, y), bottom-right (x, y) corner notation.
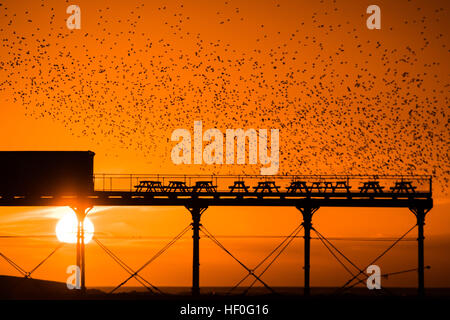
top-left (94, 174), bottom-right (432, 195)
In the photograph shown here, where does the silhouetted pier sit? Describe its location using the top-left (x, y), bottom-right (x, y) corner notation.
top-left (0, 174), bottom-right (433, 297)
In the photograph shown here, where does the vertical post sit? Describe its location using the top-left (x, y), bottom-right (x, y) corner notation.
top-left (80, 217), bottom-right (86, 294)
top-left (76, 219), bottom-right (81, 277)
top-left (296, 205), bottom-right (317, 296)
top-left (74, 207), bottom-right (89, 294)
top-left (302, 207), bottom-right (312, 296)
top-left (187, 206), bottom-right (207, 296)
top-left (416, 208), bottom-right (425, 297)
top-left (192, 208), bottom-right (201, 296)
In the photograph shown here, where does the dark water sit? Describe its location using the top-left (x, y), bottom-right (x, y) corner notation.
top-left (92, 286), bottom-right (450, 297)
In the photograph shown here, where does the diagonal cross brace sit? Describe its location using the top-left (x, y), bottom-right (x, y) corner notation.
top-left (228, 224), bottom-right (303, 294)
top-left (200, 225), bottom-right (276, 294)
top-left (94, 237), bottom-right (161, 294)
top-left (336, 223), bottom-right (418, 293)
top-left (242, 225), bottom-right (304, 294)
top-left (313, 227), bottom-right (403, 296)
top-left (0, 243), bottom-right (65, 279)
top-left (313, 228), bottom-right (366, 281)
top-left (110, 223), bottom-right (192, 294)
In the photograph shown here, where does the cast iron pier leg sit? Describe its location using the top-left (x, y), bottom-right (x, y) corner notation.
top-left (415, 207), bottom-right (427, 296)
top-left (186, 206), bottom-right (207, 296)
top-left (410, 206), bottom-right (431, 297)
top-left (296, 205), bottom-right (318, 296)
top-left (73, 206), bottom-right (91, 294)
top-left (417, 212), bottom-right (424, 296)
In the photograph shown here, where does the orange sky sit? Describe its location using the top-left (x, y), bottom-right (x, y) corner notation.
top-left (0, 0), bottom-right (449, 289)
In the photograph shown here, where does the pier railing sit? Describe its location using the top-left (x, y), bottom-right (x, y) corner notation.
top-left (93, 174), bottom-right (432, 195)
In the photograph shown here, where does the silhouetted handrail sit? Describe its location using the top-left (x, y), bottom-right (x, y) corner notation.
top-left (92, 173), bottom-right (432, 194)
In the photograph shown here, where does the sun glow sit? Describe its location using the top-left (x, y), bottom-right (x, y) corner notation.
top-left (55, 210), bottom-right (94, 244)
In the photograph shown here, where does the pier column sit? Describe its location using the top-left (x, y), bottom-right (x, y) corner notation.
top-left (72, 206), bottom-right (91, 294)
top-left (296, 205), bottom-right (318, 296)
top-left (186, 206), bottom-right (207, 296)
top-left (411, 207), bottom-right (430, 296)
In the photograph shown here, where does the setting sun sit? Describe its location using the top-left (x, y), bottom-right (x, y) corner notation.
top-left (55, 211), bottom-right (94, 244)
